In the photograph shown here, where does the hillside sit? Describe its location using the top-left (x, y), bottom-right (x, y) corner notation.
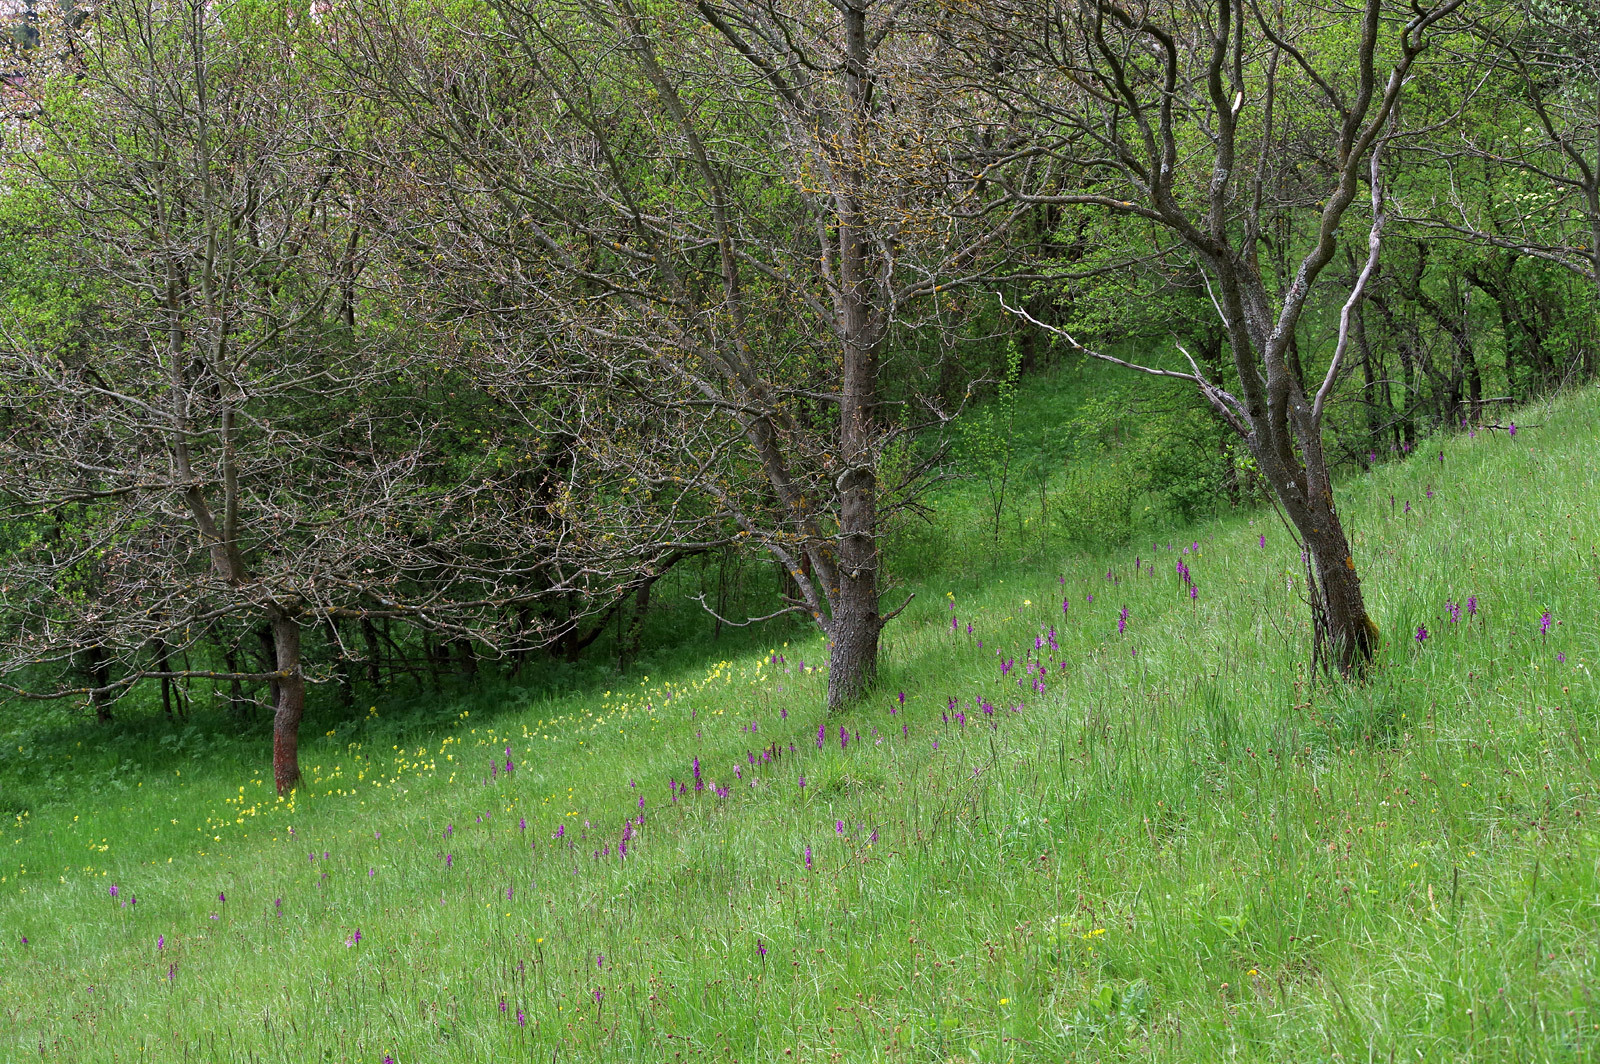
top-left (3, 386), bottom-right (1599, 1062)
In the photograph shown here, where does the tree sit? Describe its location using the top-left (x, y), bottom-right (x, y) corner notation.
top-left (1423, 1), bottom-right (1600, 303)
top-left (0, 0), bottom-right (581, 791)
top-left (343, 0), bottom-right (1023, 709)
top-left (951, 0), bottom-right (1463, 675)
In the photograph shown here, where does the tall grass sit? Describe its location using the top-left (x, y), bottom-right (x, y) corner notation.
top-left (2, 388), bottom-right (1597, 1061)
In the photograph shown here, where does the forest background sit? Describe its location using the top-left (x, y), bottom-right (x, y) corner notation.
top-left (2, 0), bottom-right (1595, 785)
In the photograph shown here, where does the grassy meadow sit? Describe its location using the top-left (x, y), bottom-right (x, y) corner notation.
top-left (3, 384), bottom-right (1599, 1062)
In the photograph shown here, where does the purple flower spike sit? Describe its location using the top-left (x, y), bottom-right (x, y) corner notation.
top-left (804, 846), bottom-right (813, 870)
top-left (1258, 533), bottom-right (1265, 548)
top-left (757, 941), bottom-right (768, 957)
top-left (1467, 595), bottom-right (1478, 617)
top-left (1509, 422), bottom-right (1517, 437)
top-left (1557, 652), bottom-right (1567, 664)
top-left (108, 885), bottom-right (118, 898)
top-left (1415, 625), bottom-right (1429, 644)
top-left (445, 854), bottom-right (454, 868)
top-left (157, 935), bottom-right (165, 950)
top-left (1540, 610), bottom-right (1552, 636)
top-left (835, 820), bottom-right (845, 835)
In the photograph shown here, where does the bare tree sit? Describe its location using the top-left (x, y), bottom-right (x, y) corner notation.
top-left (948, 0), bottom-right (1463, 674)
top-left (343, 0), bottom-right (1023, 709)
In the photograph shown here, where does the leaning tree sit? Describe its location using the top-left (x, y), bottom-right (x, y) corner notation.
top-left (947, 0), bottom-right (1465, 674)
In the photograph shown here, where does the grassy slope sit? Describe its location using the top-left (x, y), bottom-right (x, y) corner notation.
top-left (3, 388), bottom-right (1599, 1062)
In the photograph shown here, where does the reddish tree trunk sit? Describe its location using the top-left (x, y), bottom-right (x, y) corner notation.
top-left (271, 612), bottom-right (305, 795)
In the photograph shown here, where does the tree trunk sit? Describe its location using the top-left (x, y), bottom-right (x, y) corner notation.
top-left (1228, 263), bottom-right (1381, 677)
top-left (823, 0), bottom-right (884, 713)
top-left (1297, 496), bottom-right (1380, 675)
top-left (454, 638), bottom-right (477, 678)
top-left (271, 611), bottom-right (305, 795)
top-left (620, 576), bottom-right (655, 674)
top-left (1354, 304), bottom-right (1385, 462)
top-left (828, 327), bottom-right (883, 712)
top-left (1414, 263), bottom-right (1481, 426)
top-left (223, 643), bottom-right (246, 720)
top-left (84, 644), bottom-right (112, 724)
top-left (827, 602), bottom-right (880, 711)
top-left (361, 619), bottom-right (382, 687)
top-left (152, 638), bottom-right (187, 720)
top-left (1257, 396), bottom-right (1380, 677)
top-left (325, 619), bottom-right (353, 710)
top-left (258, 625), bottom-right (281, 710)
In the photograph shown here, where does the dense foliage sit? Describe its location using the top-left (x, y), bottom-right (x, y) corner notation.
top-left (0, 0), bottom-right (1594, 777)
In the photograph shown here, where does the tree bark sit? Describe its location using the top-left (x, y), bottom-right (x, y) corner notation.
top-left (1294, 487), bottom-right (1380, 673)
top-left (271, 611), bottom-right (305, 795)
top-left (824, 0), bottom-right (885, 713)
